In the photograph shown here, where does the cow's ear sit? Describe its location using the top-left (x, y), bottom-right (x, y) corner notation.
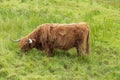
top-left (32, 39), bottom-right (36, 43)
top-left (28, 38), bottom-right (32, 44)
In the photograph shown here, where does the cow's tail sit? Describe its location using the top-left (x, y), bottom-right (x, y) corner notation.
top-left (86, 27), bottom-right (90, 54)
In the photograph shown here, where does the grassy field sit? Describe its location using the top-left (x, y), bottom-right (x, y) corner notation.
top-left (0, 0), bottom-right (120, 80)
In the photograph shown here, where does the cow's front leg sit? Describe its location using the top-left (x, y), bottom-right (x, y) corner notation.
top-left (45, 43), bottom-right (52, 57)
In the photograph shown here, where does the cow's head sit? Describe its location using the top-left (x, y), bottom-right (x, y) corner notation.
top-left (19, 37), bottom-right (36, 52)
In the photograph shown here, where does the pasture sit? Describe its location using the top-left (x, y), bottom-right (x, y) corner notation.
top-left (0, 0), bottom-right (120, 80)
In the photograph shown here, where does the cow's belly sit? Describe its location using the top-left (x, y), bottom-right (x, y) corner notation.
top-left (53, 36), bottom-right (75, 50)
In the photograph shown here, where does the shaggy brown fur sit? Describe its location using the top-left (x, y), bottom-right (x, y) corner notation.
top-left (19, 22), bottom-right (90, 56)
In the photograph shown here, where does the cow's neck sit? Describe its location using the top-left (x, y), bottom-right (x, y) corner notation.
top-left (28, 30), bottom-right (38, 39)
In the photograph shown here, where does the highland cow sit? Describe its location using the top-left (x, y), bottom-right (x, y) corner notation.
top-left (13, 22), bottom-right (90, 56)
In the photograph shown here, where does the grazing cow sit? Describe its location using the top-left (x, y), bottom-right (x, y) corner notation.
top-left (13, 22), bottom-right (90, 56)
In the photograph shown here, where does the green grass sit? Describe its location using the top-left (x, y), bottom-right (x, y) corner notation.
top-left (0, 0), bottom-right (120, 80)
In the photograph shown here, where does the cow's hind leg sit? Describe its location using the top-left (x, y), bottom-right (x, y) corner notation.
top-left (76, 39), bottom-right (85, 56)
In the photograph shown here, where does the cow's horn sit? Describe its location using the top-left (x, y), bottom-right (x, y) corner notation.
top-left (28, 38), bottom-right (32, 44)
top-left (10, 38), bottom-right (20, 42)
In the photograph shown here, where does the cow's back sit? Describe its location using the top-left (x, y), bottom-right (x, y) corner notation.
top-left (47, 23), bottom-right (83, 50)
